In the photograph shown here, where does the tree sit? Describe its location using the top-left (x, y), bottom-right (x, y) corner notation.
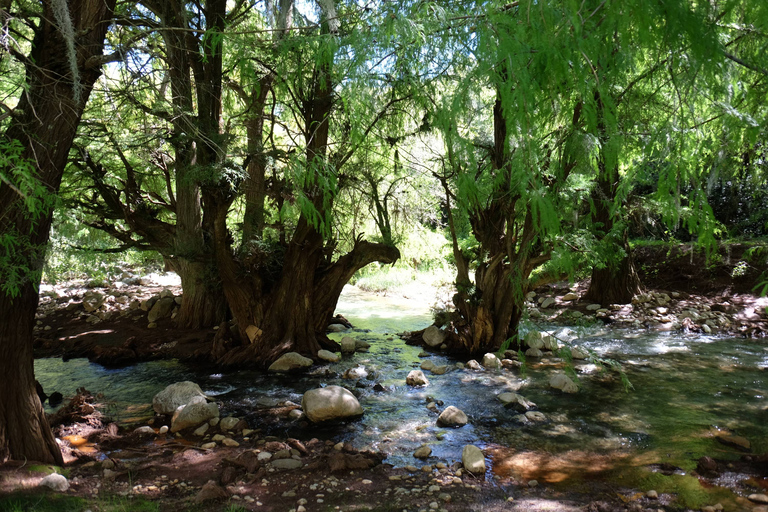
top-left (0, 0), bottom-right (116, 464)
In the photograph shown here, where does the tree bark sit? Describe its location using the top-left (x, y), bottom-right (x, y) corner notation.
top-left (0, 0), bottom-right (115, 464)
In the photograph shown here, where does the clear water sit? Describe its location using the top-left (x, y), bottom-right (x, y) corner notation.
top-left (35, 285), bottom-right (768, 486)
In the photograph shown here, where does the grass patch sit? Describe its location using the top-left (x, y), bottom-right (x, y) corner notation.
top-left (0, 493), bottom-right (87, 512)
top-left (619, 467), bottom-right (740, 510)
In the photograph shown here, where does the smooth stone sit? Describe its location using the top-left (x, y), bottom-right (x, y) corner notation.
top-left (414, 445), bottom-right (432, 459)
top-left (549, 373), bottom-right (578, 393)
top-left (423, 325), bottom-right (445, 348)
top-left (340, 337), bottom-right (357, 353)
top-left (317, 349), bottom-right (340, 362)
top-left (301, 385), bottom-right (363, 422)
top-left (748, 494), bottom-right (768, 504)
top-left (268, 352), bottom-right (313, 372)
top-left (271, 459), bottom-right (303, 470)
top-left (421, 360), bottom-right (436, 371)
top-left (570, 346), bottom-right (589, 359)
top-left (466, 360), bottom-right (482, 371)
top-left (524, 331), bottom-right (545, 349)
top-left (462, 445), bottom-right (485, 474)
top-left (201, 442), bottom-right (216, 449)
top-left (540, 297), bottom-right (555, 309)
top-left (219, 416), bottom-right (240, 431)
top-left (171, 401), bottom-right (220, 433)
top-left (432, 365), bottom-right (448, 375)
top-left (437, 405), bottom-right (468, 427)
top-left (222, 438), bottom-right (239, 447)
top-left (482, 353), bottom-right (501, 369)
top-left (646, 490), bottom-right (658, 499)
top-left (525, 411), bottom-right (546, 422)
top-left (586, 303), bottom-right (601, 311)
top-left (562, 292), bottom-right (578, 301)
top-left (525, 347), bottom-right (543, 358)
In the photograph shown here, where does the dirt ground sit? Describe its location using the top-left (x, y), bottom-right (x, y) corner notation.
top-left (3, 243), bottom-right (768, 511)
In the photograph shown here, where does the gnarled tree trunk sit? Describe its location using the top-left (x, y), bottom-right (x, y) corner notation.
top-left (0, 0), bottom-right (115, 464)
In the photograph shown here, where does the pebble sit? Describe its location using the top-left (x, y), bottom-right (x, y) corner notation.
top-left (222, 438), bottom-right (239, 447)
top-left (201, 442), bottom-right (216, 450)
top-left (362, 479), bottom-right (372, 484)
top-left (646, 490), bottom-right (658, 499)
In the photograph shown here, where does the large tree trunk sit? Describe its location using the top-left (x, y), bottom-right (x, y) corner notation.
top-left (169, 259), bottom-right (227, 328)
top-left (0, 0), bottom-right (115, 464)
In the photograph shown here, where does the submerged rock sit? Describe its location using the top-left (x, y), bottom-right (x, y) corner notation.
top-left (549, 373), bottom-right (578, 393)
top-left (497, 392), bottom-right (536, 412)
top-left (301, 385), bottom-right (363, 422)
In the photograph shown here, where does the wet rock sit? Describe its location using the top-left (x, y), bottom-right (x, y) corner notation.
top-left (414, 445), bottom-right (432, 459)
top-left (497, 392), bottom-right (536, 412)
top-left (549, 373), bottom-right (578, 393)
top-left (406, 370), bottom-right (429, 387)
top-left (171, 400), bottom-right (220, 432)
top-left (268, 352), bottom-right (313, 372)
top-left (148, 296), bottom-right (175, 323)
top-left (462, 445), bottom-right (485, 474)
top-left (466, 360), bottom-right (482, 371)
top-left (153, 381), bottom-right (208, 415)
top-left (482, 353), bottom-right (501, 369)
top-left (317, 349), bottom-right (340, 362)
top-left (343, 366), bottom-right (368, 380)
top-left (437, 406), bottom-right (468, 427)
top-left (39, 473), bottom-right (69, 492)
top-left (525, 411), bottom-right (546, 422)
top-left (195, 480), bottom-right (228, 503)
top-left (525, 347), bottom-right (543, 358)
top-left (421, 360), bottom-right (436, 372)
top-left (432, 365), bottom-right (449, 375)
top-left (340, 337), bottom-right (356, 354)
top-left (525, 331), bottom-right (545, 349)
top-left (301, 385), bottom-right (363, 422)
top-left (355, 339), bottom-right (371, 351)
top-left (423, 325), bottom-right (446, 348)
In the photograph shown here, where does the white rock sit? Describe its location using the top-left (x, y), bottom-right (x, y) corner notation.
top-left (317, 350), bottom-right (340, 362)
top-left (461, 445), bottom-right (485, 474)
top-left (134, 426), bottom-right (156, 435)
top-left (562, 292), bottom-right (578, 301)
top-left (268, 352), bottom-right (313, 372)
top-left (406, 370), bottom-right (429, 387)
top-left (158, 425), bottom-right (169, 434)
top-left (153, 382), bottom-right (207, 415)
top-left (437, 406), bottom-right (468, 427)
top-left (482, 353), bottom-right (501, 369)
top-left (549, 373), bottom-right (578, 393)
top-left (301, 385), bottom-right (363, 422)
top-left (466, 360), bottom-right (482, 370)
top-left (343, 366), bottom-right (368, 380)
top-left (171, 401), bottom-right (220, 432)
top-left (423, 326), bottom-right (446, 348)
top-left (497, 392), bottom-right (536, 412)
top-left (39, 473), bottom-right (69, 492)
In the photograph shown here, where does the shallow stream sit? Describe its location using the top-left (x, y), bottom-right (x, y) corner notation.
top-left (35, 285), bottom-right (768, 506)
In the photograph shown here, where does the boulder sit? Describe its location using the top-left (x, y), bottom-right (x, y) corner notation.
top-left (482, 353), bottom-right (501, 369)
top-left (423, 326), bottom-right (445, 348)
top-left (327, 324), bottom-right (347, 333)
top-left (406, 370), bottom-right (429, 387)
top-left (340, 337), bottom-right (356, 354)
top-left (268, 352), bottom-right (313, 372)
top-left (437, 406), bottom-right (468, 427)
top-left (148, 296), bottom-right (175, 323)
top-left (432, 365), bottom-right (449, 375)
top-left (542, 335), bottom-right (558, 351)
top-left (171, 401), bottom-right (220, 432)
top-left (462, 445), bottom-right (485, 474)
top-left (317, 349), bottom-right (340, 362)
top-left (549, 373), bottom-right (578, 393)
top-left (301, 385), bottom-right (363, 422)
top-left (525, 348), bottom-right (543, 358)
top-left (524, 331), bottom-right (545, 349)
top-left (153, 381), bottom-right (207, 415)
top-left (39, 473), bottom-right (69, 492)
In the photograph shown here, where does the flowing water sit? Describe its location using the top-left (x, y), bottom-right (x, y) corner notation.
top-left (34, 285), bottom-right (768, 504)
